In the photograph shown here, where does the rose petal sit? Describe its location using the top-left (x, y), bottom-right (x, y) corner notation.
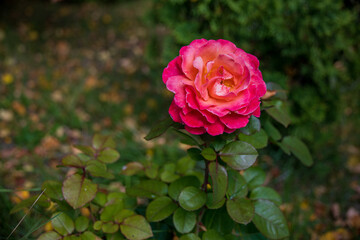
top-left (185, 87), bottom-right (199, 109)
top-left (236, 98), bottom-right (260, 115)
top-left (217, 39), bottom-right (238, 54)
top-left (252, 106), bottom-right (261, 118)
top-left (185, 125), bottom-right (206, 135)
top-left (197, 40), bottom-right (221, 63)
top-left (220, 113), bottom-right (249, 129)
top-left (224, 127), bottom-right (237, 134)
top-left (166, 75), bottom-right (189, 108)
top-left (193, 56), bottom-right (209, 100)
top-left (180, 46), bottom-right (198, 80)
top-left (246, 53), bottom-right (260, 69)
top-left (205, 121), bottom-right (225, 136)
top-left (169, 100), bottom-right (182, 123)
top-left (162, 56), bottom-right (183, 84)
top-left (180, 110), bottom-right (205, 128)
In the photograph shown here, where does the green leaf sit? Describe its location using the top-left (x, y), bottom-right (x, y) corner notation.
top-left (81, 231), bottom-right (100, 240)
top-left (144, 117), bottom-right (174, 140)
top-left (224, 233), bottom-right (266, 240)
top-left (86, 160), bottom-right (113, 179)
top-left (179, 186), bottom-right (206, 211)
top-left (93, 192), bottom-right (107, 206)
top-left (226, 198), bottom-right (254, 224)
top-left (202, 207), bottom-right (234, 235)
top-left (102, 222), bottom-right (119, 234)
top-left (201, 148), bottom-right (217, 161)
top-left (275, 142), bottom-right (291, 155)
top-left (176, 156), bottom-right (196, 175)
top-left (240, 116), bottom-right (260, 136)
top-left (115, 209), bottom-right (136, 223)
top-left (63, 235), bottom-right (81, 240)
top-left (120, 215), bottom-right (153, 240)
top-left (73, 145), bottom-right (96, 156)
top-left (282, 136), bottom-right (313, 166)
top-left (42, 180), bottom-right (63, 200)
top-left (238, 130), bottom-right (268, 149)
top-left (173, 129), bottom-right (203, 146)
top-left (101, 202), bottom-right (124, 221)
top-left (209, 138), bottom-right (226, 152)
top-left (93, 134), bottom-right (116, 149)
top-left (122, 162), bottom-right (144, 176)
top-left (206, 193), bottom-right (225, 209)
top-left (202, 229), bottom-right (224, 240)
top-left (146, 196), bottom-right (177, 222)
top-left (62, 155), bottom-right (84, 168)
top-left (38, 231), bottom-right (62, 240)
top-left (187, 148), bottom-right (204, 161)
top-left (208, 162), bottom-right (227, 205)
top-left (263, 101), bottom-right (291, 127)
top-left (51, 212), bottom-right (74, 236)
top-left (126, 180), bottom-right (168, 199)
top-left (160, 163), bottom-right (179, 183)
top-left (93, 221), bottom-right (102, 231)
top-left (243, 167), bottom-right (266, 190)
top-left (179, 233), bottom-right (201, 240)
top-left (219, 141), bottom-right (258, 170)
top-left (107, 192), bottom-right (136, 209)
top-left (252, 200), bottom-right (289, 239)
top-left (75, 216), bottom-right (89, 232)
top-left (145, 164), bottom-right (158, 179)
top-left (97, 148), bottom-right (120, 164)
top-left (250, 187), bottom-right (282, 206)
top-left (104, 232), bottom-right (124, 240)
top-left (227, 169), bottom-right (248, 199)
top-left (168, 176), bottom-right (200, 201)
top-left (173, 207), bottom-right (196, 233)
top-left (62, 174), bottom-right (97, 209)
top-left (263, 121), bottom-right (281, 141)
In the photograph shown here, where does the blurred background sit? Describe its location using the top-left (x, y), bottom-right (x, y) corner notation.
top-left (0, 0), bottom-right (359, 239)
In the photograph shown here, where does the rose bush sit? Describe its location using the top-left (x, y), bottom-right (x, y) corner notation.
top-left (163, 39), bottom-right (266, 136)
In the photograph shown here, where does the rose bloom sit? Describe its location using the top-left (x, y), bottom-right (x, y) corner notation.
top-left (163, 39), bottom-right (266, 136)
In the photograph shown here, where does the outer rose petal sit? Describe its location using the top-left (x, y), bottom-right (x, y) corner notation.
top-left (185, 126), bottom-right (206, 135)
top-left (180, 39), bottom-right (207, 80)
top-left (236, 98), bottom-right (260, 115)
top-left (180, 110), bottom-right (205, 128)
top-left (217, 39), bottom-right (238, 54)
top-left (252, 106), bottom-right (261, 118)
top-left (166, 75), bottom-right (188, 108)
top-left (169, 101), bottom-right (182, 123)
top-left (205, 121), bottom-right (225, 136)
top-left (220, 114), bottom-right (249, 129)
top-left (224, 127), bottom-right (237, 134)
top-left (162, 56), bottom-right (183, 84)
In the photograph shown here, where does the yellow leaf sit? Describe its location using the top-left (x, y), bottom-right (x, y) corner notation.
top-left (44, 222), bottom-right (53, 232)
top-left (81, 207), bottom-right (91, 217)
top-left (2, 73), bottom-right (13, 84)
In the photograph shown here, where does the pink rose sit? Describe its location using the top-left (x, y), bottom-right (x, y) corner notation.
top-left (163, 39), bottom-right (266, 136)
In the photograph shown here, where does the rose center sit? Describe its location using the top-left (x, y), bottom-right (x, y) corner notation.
top-left (208, 66), bottom-right (236, 98)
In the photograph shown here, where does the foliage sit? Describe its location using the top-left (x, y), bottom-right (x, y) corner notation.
top-left (10, 84), bottom-right (315, 239)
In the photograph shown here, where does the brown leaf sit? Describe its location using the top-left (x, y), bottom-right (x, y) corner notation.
top-left (261, 90), bottom-right (277, 100)
top-left (12, 101), bottom-right (26, 116)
